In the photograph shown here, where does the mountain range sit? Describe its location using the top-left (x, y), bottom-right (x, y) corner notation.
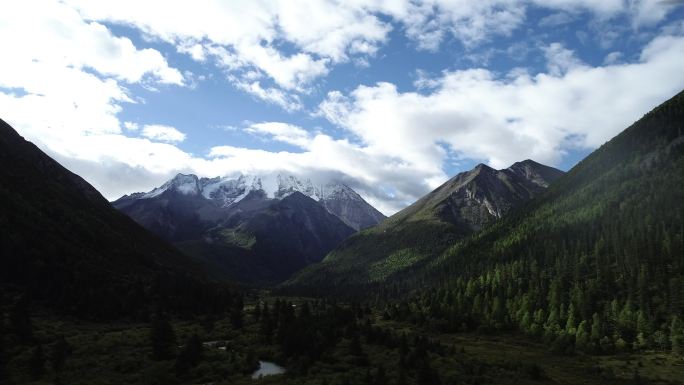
top-left (286, 160), bottom-right (564, 290)
top-left (112, 173), bottom-right (385, 283)
top-left (2, 89), bottom-right (683, 384)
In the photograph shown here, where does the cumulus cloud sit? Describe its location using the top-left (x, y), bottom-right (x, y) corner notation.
top-left (0, 1), bottom-right (189, 198)
top-left (245, 122), bottom-right (313, 149)
top-left (62, 0), bottom-right (390, 104)
top-left (544, 43), bottom-right (586, 76)
top-left (141, 124), bottom-right (187, 143)
top-left (318, 34), bottom-right (684, 183)
top-left (123, 122), bottom-right (140, 131)
top-left (56, 0), bottom-right (680, 108)
top-left (2, 0), bottom-right (684, 215)
top-left (0, 0), bottom-right (184, 146)
top-left (0, 1), bottom-right (183, 86)
top-left (232, 79), bottom-right (303, 111)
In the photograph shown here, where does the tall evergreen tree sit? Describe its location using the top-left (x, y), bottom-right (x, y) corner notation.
top-left (150, 317), bottom-right (176, 360)
top-left (670, 316), bottom-right (684, 355)
top-left (29, 344), bottom-right (45, 379)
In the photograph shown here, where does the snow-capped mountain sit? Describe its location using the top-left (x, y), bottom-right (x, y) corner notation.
top-left (111, 173), bottom-right (385, 284)
top-left (115, 173), bottom-right (385, 231)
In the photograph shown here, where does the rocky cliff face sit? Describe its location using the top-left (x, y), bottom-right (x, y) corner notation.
top-left (427, 160), bottom-right (565, 230)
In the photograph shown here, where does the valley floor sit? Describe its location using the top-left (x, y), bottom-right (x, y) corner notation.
top-left (3, 298), bottom-right (683, 385)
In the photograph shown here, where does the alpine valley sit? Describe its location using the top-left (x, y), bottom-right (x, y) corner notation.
top-left (1, 92), bottom-right (683, 385)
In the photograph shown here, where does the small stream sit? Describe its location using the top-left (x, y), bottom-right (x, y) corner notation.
top-left (251, 360), bottom-right (286, 379)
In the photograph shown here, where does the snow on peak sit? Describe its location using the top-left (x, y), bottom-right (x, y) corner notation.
top-left (271, 175), bottom-right (362, 203)
top-left (316, 182), bottom-right (362, 202)
top-left (143, 173), bottom-right (200, 198)
top-left (199, 174), bottom-right (264, 207)
top-left (275, 174), bottom-right (319, 200)
top-left (137, 173), bottom-right (362, 207)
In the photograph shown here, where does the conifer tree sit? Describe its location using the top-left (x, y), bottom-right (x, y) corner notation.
top-left (29, 344), bottom-right (45, 379)
top-left (150, 317), bottom-right (176, 360)
top-left (670, 316), bottom-right (684, 355)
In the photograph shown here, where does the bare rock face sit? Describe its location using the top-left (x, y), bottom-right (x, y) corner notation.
top-left (430, 160), bottom-right (565, 231)
top-left (385, 160), bottom-right (565, 232)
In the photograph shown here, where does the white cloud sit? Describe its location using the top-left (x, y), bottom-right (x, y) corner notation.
top-left (0, 0), bottom-right (184, 147)
top-left (141, 124), bottom-right (186, 143)
top-left (232, 80), bottom-right (303, 111)
top-left (124, 121), bottom-right (140, 131)
top-left (245, 122), bottom-right (313, 148)
top-left (2, 0), bottom-right (684, 216)
top-left (603, 51), bottom-right (623, 64)
top-left (401, 0), bottom-right (528, 50)
top-left (57, 0), bottom-right (681, 108)
top-left (0, 0), bottom-right (183, 86)
top-left (0, 0), bottom-right (189, 200)
top-left (318, 34), bottom-right (684, 180)
top-left (61, 0), bottom-right (391, 104)
top-left (538, 12), bottom-right (576, 27)
top-left (544, 43), bottom-right (586, 76)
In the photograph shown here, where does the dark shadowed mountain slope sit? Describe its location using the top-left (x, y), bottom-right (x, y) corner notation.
top-left (286, 160), bottom-right (563, 289)
top-left (0, 119), bottom-right (232, 319)
top-left (176, 190), bottom-right (356, 283)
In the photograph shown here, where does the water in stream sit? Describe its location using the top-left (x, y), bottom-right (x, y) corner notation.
top-left (251, 361), bottom-right (286, 379)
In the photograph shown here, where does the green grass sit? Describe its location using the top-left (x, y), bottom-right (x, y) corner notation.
top-left (217, 227), bottom-right (256, 250)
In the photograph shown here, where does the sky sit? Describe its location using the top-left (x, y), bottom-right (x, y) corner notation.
top-left (1, 0), bottom-right (683, 215)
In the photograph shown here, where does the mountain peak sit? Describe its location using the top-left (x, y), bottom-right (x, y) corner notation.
top-left (114, 172), bottom-right (386, 232)
top-left (274, 174), bottom-right (318, 200)
top-left (506, 159), bottom-right (564, 188)
top-left (510, 159), bottom-right (538, 167)
top-left (473, 163), bottom-right (495, 171)
top-left (144, 173), bottom-right (200, 198)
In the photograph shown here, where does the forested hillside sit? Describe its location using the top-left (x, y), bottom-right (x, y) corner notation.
top-left (0, 119), bottom-right (236, 320)
top-left (287, 160), bottom-right (563, 290)
top-left (380, 90), bottom-right (684, 355)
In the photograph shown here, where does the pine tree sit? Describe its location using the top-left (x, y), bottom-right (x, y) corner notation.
top-left (9, 297), bottom-right (32, 343)
top-left (617, 301), bottom-right (636, 341)
top-left (50, 336), bottom-right (72, 373)
top-left (253, 302), bottom-right (262, 321)
top-left (590, 313), bottom-right (602, 343)
top-left (29, 344), bottom-right (45, 379)
top-left (230, 296), bottom-right (244, 329)
top-left (150, 317), bottom-right (176, 360)
top-left (0, 325), bottom-right (5, 382)
top-left (575, 320), bottom-right (590, 351)
top-left (670, 316), bottom-right (684, 355)
top-left (175, 334), bottom-right (203, 375)
top-left (375, 366), bottom-right (387, 385)
top-left (565, 303), bottom-right (577, 335)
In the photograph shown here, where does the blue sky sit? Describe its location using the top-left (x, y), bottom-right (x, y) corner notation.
top-left (1, 0), bottom-right (683, 214)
